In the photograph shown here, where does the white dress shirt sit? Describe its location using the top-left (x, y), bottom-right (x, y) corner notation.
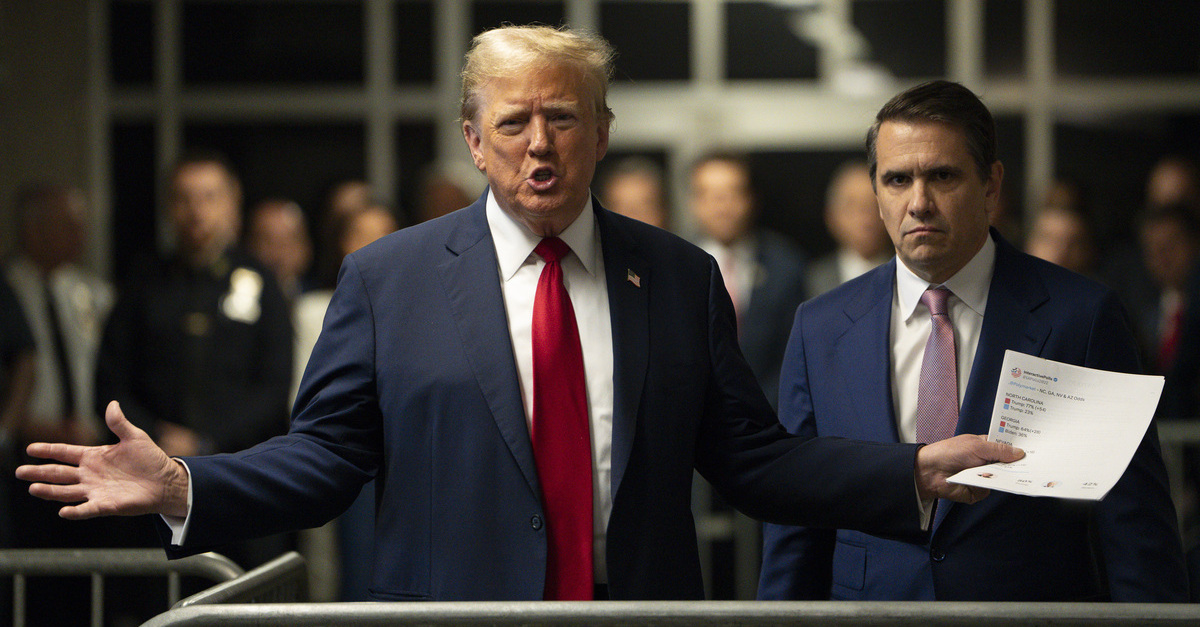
top-left (836, 248), bottom-right (890, 284)
top-left (6, 257), bottom-right (113, 431)
top-left (698, 236), bottom-right (757, 316)
top-left (890, 235), bottom-right (996, 443)
top-left (486, 192), bottom-right (615, 583)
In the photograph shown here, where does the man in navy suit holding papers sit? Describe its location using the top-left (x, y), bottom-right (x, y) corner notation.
top-left (759, 80), bottom-right (1187, 602)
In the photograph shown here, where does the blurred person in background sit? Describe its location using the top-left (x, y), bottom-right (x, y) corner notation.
top-left (5, 183), bottom-right (113, 450)
top-left (315, 178), bottom-right (374, 290)
top-left (96, 149), bottom-right (294, 571)
top-left (325, 179), bottom-right (373, 223)
top-left (4, 183), bottom-right (114, 624)
top-left (597, 156), bottom-right (669, 230)
top-left (246, 198), bottom-right (313, 303)
top-left (414, 161), bottom-right (485, 225)
top-left (1126, 203), bottom-right (1200, 377)
top-left (806, 161), bottom-right (892, 297)
top-left (688, 151), bottom-right (807, 411)
top-left (1024, 204), bottom-right (1097, 278)
top-left (1147, 155), bottom-right (1200, 211)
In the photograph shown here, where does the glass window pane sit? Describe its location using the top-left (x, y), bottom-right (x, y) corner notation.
top-left (110, 122), bottom-right (157, 283)
top-left (182, 122), bottom-right (366, 226)
top-left (472, 1), bottom-right (566, 36)
top-left (600, 2), bottom-right (690, 81)
top-left (747, 150), bottom-right (865, 257)
top-left (393, 121), bottom-right (438, 224)
top-left (994, 114), bottom-right (1026, 235)
top-left (182, 2), bottom-right (364, 85)
top-left (985, 0), bottom-right (1024, 78)
top-left (110, 1), bottom-right (154, 87)
top-left (1055, 115), bottom-right (1200, 243)
top-left (1056, 0), bottom-right (1200, 77)
top-left (395, 0), bottom-right (434, 85)
top-left (851, 0), bottom-right (945, 79)
top-left (725, 2), bottom-right (818, 80)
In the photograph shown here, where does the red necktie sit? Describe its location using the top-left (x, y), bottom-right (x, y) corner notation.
top-left (1159, 301), bottom-right (1185, 373)
top-left (915, 287), bottom-right (959, 444)
top-left (531, 237), bottom-right (594, 600)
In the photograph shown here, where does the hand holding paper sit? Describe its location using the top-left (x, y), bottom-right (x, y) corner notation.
top-left (917, 434), bottom-right (1025, 503)
top-left (948, 351), bottom-right (1163, 500)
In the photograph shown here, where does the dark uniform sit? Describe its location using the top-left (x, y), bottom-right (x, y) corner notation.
top-left (98, 249), bottom-right (292, 454)
top-left (97, 248), bottom-right (294, 570)
top-left (1, 274), bottom-right (35, 546)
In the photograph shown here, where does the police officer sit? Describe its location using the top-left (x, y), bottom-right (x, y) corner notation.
top-left (97, 150), bottom-right (293, 568)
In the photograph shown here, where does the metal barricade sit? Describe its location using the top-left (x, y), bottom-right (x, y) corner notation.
top-left (0, 548), bottom-right (243, 627)
top-left (141, 600), bottom-right (1200, 627)
top-left (172, 551), bottom-right (306, 609)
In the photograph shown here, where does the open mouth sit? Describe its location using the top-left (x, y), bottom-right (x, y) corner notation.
top-left (529, 167), bottom-right (557, 191)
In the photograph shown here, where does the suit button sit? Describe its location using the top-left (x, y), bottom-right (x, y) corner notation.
top-left (531, 515), bottom-right (543, 530)
top-left (930, 549), bottom-right (945, 562)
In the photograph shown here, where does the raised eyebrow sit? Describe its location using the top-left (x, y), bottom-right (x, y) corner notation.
top-left (492, 104), bottom-right (530, 120)
top-left (542, 100), bottom-right (582, 113)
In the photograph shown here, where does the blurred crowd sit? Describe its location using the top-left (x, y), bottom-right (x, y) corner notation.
top-left (3, 146), bottom-right (1200, 613)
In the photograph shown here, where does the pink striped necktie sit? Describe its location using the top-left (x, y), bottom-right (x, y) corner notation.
top-left (531, 237), bottom-right (594, 600)
top-left (915, 286), bottom-right (959, 444)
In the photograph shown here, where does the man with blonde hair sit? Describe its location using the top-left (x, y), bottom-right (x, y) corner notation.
top-left (20, 26), bottom-right (1019, 602)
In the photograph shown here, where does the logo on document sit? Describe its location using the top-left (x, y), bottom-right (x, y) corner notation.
top-left (1011, 367), bottom-right (1022, 378)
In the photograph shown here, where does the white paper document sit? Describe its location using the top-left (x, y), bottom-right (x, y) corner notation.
top-left (946, 350), bottom-right (1163, 500)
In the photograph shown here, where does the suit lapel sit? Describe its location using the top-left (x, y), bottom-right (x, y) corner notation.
top-left (596, 207), bottom-right (649, 500)
top-left (437, 197), bottom-right (541, 497)
top-left (960, 236), bottom-right (1051, 436)
top-left (937, 234), bottom-right (1050, 531)
top-left (836, 262), bottom-right (902, 443)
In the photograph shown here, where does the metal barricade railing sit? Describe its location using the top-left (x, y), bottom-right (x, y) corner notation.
top-left (0, 548), bottom-right (243, 627)
top-left (172, 551), bottom-right (306, 609)
top-left (142, 600), bottom-right (1200, 627)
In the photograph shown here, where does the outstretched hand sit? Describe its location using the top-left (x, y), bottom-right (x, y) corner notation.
top-left (15, 401), bottom-right (189, 519)
top-left (916, 434), bottom-right (1024, 504)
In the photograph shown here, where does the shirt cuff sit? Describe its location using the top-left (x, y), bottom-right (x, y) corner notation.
top-left (916, 480), bottom-right (934, 530)
top-left (159, 458), bottom-right (194, 546)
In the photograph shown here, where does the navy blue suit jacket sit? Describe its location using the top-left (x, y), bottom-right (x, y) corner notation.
top-left (759, 231), bottom-right (1188, 602)
top-left (165, 195), bottom-right (931, 600)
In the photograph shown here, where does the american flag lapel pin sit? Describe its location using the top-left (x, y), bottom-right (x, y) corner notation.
top-left (626, 268), bottom-right (641, 287)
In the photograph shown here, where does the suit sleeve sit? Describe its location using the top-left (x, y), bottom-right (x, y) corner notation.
top-left (758, 301), bottom-right (836, 599)
top-left (693, 257), bottom-right (926, 543)
top-left (163, 256), bottom-right (381, 555)
top-left (1085, 292), bottom-right (1189, 601)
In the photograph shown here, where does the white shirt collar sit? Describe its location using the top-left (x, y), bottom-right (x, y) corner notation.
top-left (896, 232), bottom-right (996, 321)
top-left (486, 189), bottom-right (599, 281)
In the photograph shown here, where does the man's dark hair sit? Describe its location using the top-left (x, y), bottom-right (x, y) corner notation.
top-left (866, 80), bottom-right (997, 185)
top-left (170, 147), bottom-right (241, 186)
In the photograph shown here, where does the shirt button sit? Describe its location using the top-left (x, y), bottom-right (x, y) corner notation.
top-left (531, 515), bottom-right (543, 530)
top-left (930, 549), bottom-right (946, 562)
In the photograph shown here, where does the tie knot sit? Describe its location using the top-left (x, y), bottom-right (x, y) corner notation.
top-left (535, 237), bottom-right (571, 264)
top-left (921, 286), bottom-right (951, 316)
